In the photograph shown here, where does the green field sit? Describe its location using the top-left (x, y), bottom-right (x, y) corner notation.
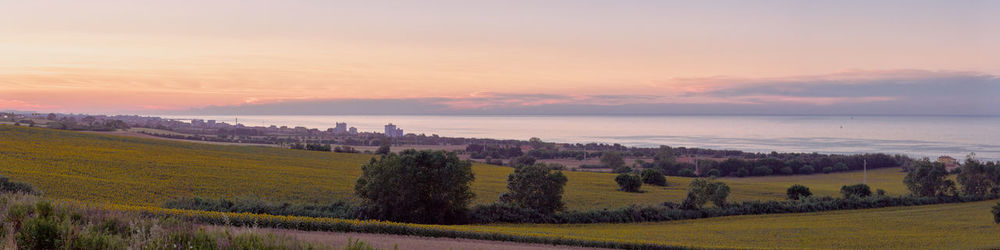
top-left (464, 200), bottom-right (1000, 249)
top-left (0, 125), bottom-right (907, 210)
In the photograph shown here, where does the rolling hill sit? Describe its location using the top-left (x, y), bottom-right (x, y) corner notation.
top-left (0, 125), bottom-right (908, 210)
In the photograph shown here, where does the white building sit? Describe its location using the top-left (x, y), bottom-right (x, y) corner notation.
top-left (384, 123), bottom-right (404, 137)
top-left (334, 122), bottom-right (348, 133)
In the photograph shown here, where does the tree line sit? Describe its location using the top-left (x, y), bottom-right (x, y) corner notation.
top-left (162, 150), bottom-right (1000, 226)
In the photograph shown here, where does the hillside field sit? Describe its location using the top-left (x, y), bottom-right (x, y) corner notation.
top-left (1, 125), bottom-right (907, 210)
top-left (462, 199), bottom-right (1000, 249)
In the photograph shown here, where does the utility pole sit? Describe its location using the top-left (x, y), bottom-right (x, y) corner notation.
top-left (863, 159), bottom-right (867, 185)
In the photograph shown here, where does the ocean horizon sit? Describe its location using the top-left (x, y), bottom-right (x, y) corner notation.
top-left (157, 114), bottom-right (1000, 161)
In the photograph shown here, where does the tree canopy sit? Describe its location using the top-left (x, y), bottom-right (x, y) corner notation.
top-left (499, 163), bottom-right (568, 214)
top-left (903, 160), bottom-right (956, 197)
top-left (355, 149), bottom-right (475, 224)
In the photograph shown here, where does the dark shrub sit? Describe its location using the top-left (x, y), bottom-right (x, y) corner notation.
top-left (682, 178), bottom-right (730, 209)
top-left (500, 163), bottom-right (568, 214)
top-left (355, 150), bottom-right (475, 224)
top-left (163, 197), bottom-right (361, 219)
top-left (993, 201), bottom-right (1000, 224)
top-left (17, 217), bottom-right (62, 249)
top-left (786, 184), bottom-right (812, 200)
top-left (0, 175), bottom-right (37, 194)
top-left (752, 166), bottom-right (773, 176)
top-left (798, 165), bottom-right (815, 175)
top-left (841, 184), bottom-right (872, 199)
top-left (640, 169), bottom-right (667, 186)
top-left (615, 174), bottom-right (642, 192)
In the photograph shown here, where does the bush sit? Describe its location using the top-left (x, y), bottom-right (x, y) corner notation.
top-left (786, 184), bottom-right (812, 200)
top-left (355, 150), bottom-right (475, 224)
top-left (0, 175), bottom-right (37, 194)
top-left (993, 201), bottom-right (1000, 224)
top-left (822, 167), bottom-right (833, 174)
top-left (615, 174), bottom-right (642, 192)
top-left (163, 197), bottom-right (361, 219)
top-left (778, 167), bottom-right (794, 175)
top-left (841, 184), bottom-right (872, 199)
top-left (17, 217), bottom-right (62, 250)
top-left (682, 179), bottom-right (730, 209)
top-left (499, 163), bottom-right (568, 214)
top-left (798, 165), bottom-right (815, 175)
top-left (751, 166), bottom-right (773, 176)
top-left (877, 189), bottom-right (887, 196)
top-left (640, 169), bottom-right (667, 186)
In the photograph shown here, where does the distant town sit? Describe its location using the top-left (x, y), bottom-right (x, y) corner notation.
top-left (2, 111), bottom-right (933, 176)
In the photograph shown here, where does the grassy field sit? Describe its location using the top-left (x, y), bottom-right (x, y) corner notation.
top-left (464, 199), bottom-right (1000, 249)
top-left (1, 125), bottom-right (907, 210)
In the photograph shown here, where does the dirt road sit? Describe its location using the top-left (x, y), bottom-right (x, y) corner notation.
top-left (210, 226), bottom-right (606, 250)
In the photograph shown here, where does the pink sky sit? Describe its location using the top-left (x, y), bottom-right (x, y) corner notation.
top-left (1, 1), bottom-right (998, 113)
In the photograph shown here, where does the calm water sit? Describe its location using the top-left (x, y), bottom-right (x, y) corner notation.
top-left (161, 115), bottom-right (1000, 161)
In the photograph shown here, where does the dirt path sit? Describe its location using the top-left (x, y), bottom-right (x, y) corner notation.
top-left (207, 226), bottom-right (606, 250)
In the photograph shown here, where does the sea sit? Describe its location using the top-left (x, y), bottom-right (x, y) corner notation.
top-left (159, 115), bottom-right (1000, 161)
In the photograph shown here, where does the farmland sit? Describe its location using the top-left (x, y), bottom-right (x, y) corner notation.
top-left (463, 200), bottom-right (1000, 249)
top-left (2, 125), bottom-right (906, 210)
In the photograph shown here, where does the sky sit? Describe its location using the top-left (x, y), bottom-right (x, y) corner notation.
top-left (1, 0), bottom-right (998, 115)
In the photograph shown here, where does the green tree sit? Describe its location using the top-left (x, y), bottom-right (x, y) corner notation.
top-left (354, 150), bottom-right (475, 224)
top-left (640, 169), bottom-right (667, 186)
top-left (904, 160), bottom-right (955, 197)
top-left (786, 184), bottom-right (812, 200)
top-left (957, 159), bottom-right (999, 196)
top-left (840, 184), bottom-right (872, 199)
top-left (682, 178), bottom-right (730, 209)
top-left (601, 151), bottom-right (626, 170)
top-left (499, 163), bottom-right (568, 213)
top-left (615, 173), bottom-right (642, 192)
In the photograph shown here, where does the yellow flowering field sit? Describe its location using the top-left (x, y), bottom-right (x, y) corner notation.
top-left (1, 125), bottom-right (907, 210)
top-left (466, 200), bottom-right (1000, 249)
